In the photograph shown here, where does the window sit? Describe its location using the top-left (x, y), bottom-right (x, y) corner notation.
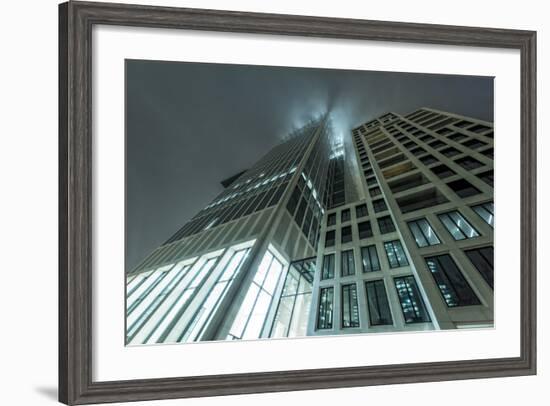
top-left (373, 199), bottom-right (388, 213)
top-left (448, 133), bottom-right (467, 142)
top-left (356, 203), bottom-right (368, 218)
top-left (227, 250), bottom-right (285, 340)
top-left (430, 164), bottom-right (456, 179)
top-left (462, 138), bottom-right (487, 149)
top-left (361, 245), bottom-right (380, 273)
top-left (465, 247), bottom-right (494, 289)
top-left (446, 179), bottom-right (482, 197)
top-left (425, 254), bottom-right (480, 307)
top-left (394, 276), bottom-right (431, 323)
top-left (377, 215), bottom-right (396, 234)
top-left (286, 186), bottom-right (301, 215)
top-left (341, 284), bottom-right (360, 328)
top-left (317, 287), bottom-right (334, 329)
top-left (455, 156), bottom-right (484, 170)
top-left (438, 211), bottom-right (480, 240)
top-left (325, 230), bottom-right (336, 247)
top-left (396, 188), bottom-right (448, 214)
top-left (477, 169), bottom-right (494, 187)
top-left (270, 258), bottom-right (315, 338)
top-left (388, 172), bottom-right (428, 193)
top-left (369, 186), bottom-right (381, 197)
top-left (321, 254), bottom-right (335, 280)
top-left (366, 177), bottom-right (377, 186)
top-left (384, 240), bottom-right (409, 268)
top-left (327, 213), bottom-right (336, 226)
top-left (365, 280), bottom-right (393, 326)
top-left (472, 202), bottom-right (494, 227)
top-left (408, 218), bottom-right (441, 247)
top-left (410, 146), bottom-right (426, 156)
top-left (419, 154), bottom-right (437, 165)
top-left (341, 249), bottom-right (356, 277)
top-left (440, 146), bottom-right (461, 157)
top-left (358, 221), bottom-right (373, 239)
top-left (428, 140), bottom-right (446, 149)
top-left (341, 208), bottom-right (351, 223)
top-left (341, 225), bottom-right (353, 244)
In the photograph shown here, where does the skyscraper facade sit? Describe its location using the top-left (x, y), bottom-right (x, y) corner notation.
top-left (126, 107), bottom-right (494, 345)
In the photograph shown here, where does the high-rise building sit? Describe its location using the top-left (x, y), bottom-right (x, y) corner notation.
top-left (126, 107), bottom-right (494, 345)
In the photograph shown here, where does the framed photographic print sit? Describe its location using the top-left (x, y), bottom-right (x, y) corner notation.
top-left (59, 1), bottom-right (537, 404)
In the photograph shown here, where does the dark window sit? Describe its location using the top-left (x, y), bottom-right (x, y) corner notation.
top-left (438, 211), bottom-right (480, 240)
top-left (440, 146), bottom-right (461, 157)
top-left (428, 140), bottom-right (446, 149)
top-left (341, 284), bottom-right (360, 328)
top-left (419, 134), bottom-right (435, 142)
top-left (410, 146), bottom-right (427, 156)
top-left (480, 147), bottom-right (494, 159)
top-left (394, 276), bottom-right (431, 323)
top-left (430, 164), bottom-right (456, 179)
top-left (286, 187), bottom-right (301, 215)
top-left (321, 254), bottom-right (335, 280)
top-left (425, 254), bottom-right (481, 307)
top-left (469, 124), bottom-right (492, 134)
top-left (341, 209), bottom-right (351, 223)
top-left (396, 188), bottom-right (448, 214)
top-left (317, 287), bottom-right (334, 329)
top-left (358, 221), bottom-right (373, 239)
top-left (455, 156), bottom-right (484, 170)
top-left (384, 240), bottom-right (409, 268)
top-left (367, 201), bottom-right (385, 216)
top-left (295, 197), bottom-right (307, 227)
top-left (419, 154), bottom-right (438, 165)
top-left (446, 179), bottom-right (482, 197)
top-left (325, 230), bottom-right (336, 247)
top-left (366, 177), bottom-right (377, 186)
top-left (327, 213), bottom-right (336, 226)
top-left (408, 218), bottom-right (441, 247)
top-left (448, 133), bottom-right (468, 142)
top-left (356, 204), bottom-right (368, 218)
top-left (361, 245), bottom-right (380, 273)
top-left (341, 225), bottom-right (353, 244)
top-left (365, 280), bottom-right (393, 326)
top-left (477, 170), bottom-right (494, 187)
top-left (462, 138), bottom-right (487, 149)
top-left (465, 247), bottom-right (494, 289)
top-left (377, 216), bottom-right (396, 234)
top-left (369, 187), bottom-right (381, 197)
top-left (341, 249), bottom-right (356, 277)
top-left (388, 172), bottom-right (428, 193)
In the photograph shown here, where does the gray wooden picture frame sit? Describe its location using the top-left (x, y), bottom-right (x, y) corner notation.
top-left (59, 1), bottom-right (537, 404)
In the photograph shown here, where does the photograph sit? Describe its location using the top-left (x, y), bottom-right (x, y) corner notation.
top-left (125, 60), bottom-right (495, 345)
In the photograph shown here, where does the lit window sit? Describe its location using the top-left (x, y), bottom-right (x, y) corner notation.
top-left (227, 250), bottom-right (285, 340)
top-left (317, 287), bottom-right (334, 330)
top-left (394, 276), bottom-right (431, 323)
top-left (472, 202), bottom-right (494, 228)
top-left (341, 284), bottom-right (360, 328)
top-left (425, 254), bottom-right (480, 307)
top-left (384, 240), bottom-right (409, 268)
top-left (438, 211), bottom-right (479, 240)
top-left (408, 218), bottom-right (441, 247)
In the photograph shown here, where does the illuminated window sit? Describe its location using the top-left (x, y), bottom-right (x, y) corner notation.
top-left (317, 287), bottom-right (334, 329)
top-left (341, 284), bottom-right (360, 328)
top-left (438, 211), bottom-right (479, 240)
top-left (227, 249), bottom-right (285, 340)
top-left (394, 276), bottom-right (431, 323)
top-left (472, 202), bottom-right (494, 227)
top-left (408, 218), bottom-right (441, 247)
top-left (425, 254), bottom-right (480, 307)
top-left (384, 240), bottom-right (409, 268)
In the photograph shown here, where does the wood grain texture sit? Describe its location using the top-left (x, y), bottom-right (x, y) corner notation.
top-left (58, 1), bottom-right (537, 404)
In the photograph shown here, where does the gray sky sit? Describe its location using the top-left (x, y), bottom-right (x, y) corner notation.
top-left (126, 60), bottom-right (493, 271)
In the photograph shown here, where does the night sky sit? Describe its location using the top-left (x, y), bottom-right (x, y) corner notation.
top-left (126, 60), bottom-right (493, 272)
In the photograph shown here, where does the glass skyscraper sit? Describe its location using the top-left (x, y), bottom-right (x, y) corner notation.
top-left (126, 107), bottom-right (494, 345)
